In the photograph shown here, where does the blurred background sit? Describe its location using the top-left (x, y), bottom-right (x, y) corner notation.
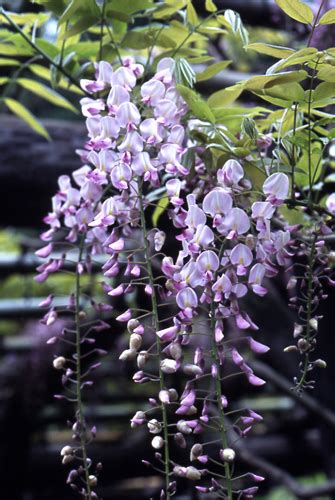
top-left (1, 0), bottom-right (335, 498)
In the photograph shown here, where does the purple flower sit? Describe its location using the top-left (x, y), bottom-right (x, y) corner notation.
top-left (217, 159), bottom-right (244, 187)
top-left (326, 193), bottom-right (335, 214)
top-left (263, 172), bottom-right (289, 205)
top-left (116, 102), bottom-right (141, 129)
top-left (248, 263), bottom-right (267, 296)
top-left (230, 243), bottom-right (253, 276)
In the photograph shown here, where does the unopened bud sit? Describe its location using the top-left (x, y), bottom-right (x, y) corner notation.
top-left (129, 333), bottom-right (142, 351)
top-left (315, 358), bottom-right (327, 368)
top-left (185, 466), bottom-right (202, 480)
top-left (283, 345), bottom-right (298, 353)
top-left (170, 343), bottom-right (182, 360)
top-left (174, 432), bottom-right (187, 448)
top-left (309, 318), bottom-right (318, 331)
top-left (293, 323), bottom-right (303, 338)
top-left (88, 475), bottom-right (97, 487)
top-left (245, 234), bottom-right (255, 250)
top-left (62, 455), bottom-right (74, 465)
top-left (151, 436), bottom-right (164, 449)
top-left (147, 419), bottom-right (162, 434)
top-left (119, 348), bottom-right (137, 361)
top-left (168, 388), bottom-right (178, 401)
top-left (190, 443), bottom-right (203, 461)
top-left (53, 356), bottom-right (66, 370)
top-left (61, 445), bottom-right (73, 456)
top-left (220, 448), bottom-right (235, 462)
top-left (297, 338), bottom-right (309, 352)
top-left (183, 364), bottom-right (202, 376)
top-left (137, 351), bottom-right (149, 368)
top-left (159, 390), bottom-right (170, 404)
top-left (127, 319), bottom-right (139, 332)
top-left (177, 420), bottom-right (192, 434)
top-left (287, 277), bottom-right (297, 290)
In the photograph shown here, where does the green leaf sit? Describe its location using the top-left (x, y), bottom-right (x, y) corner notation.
top-left (255, 83), bottom-right (305, 102)
top-left (0, 43), bottom-right (33, 57)
top-left (59, 0), bottom-right (100, 25)
top-left (275, 0), bottom-right (314, 24)
top-left (109, 0), bottom-right (154, 15)
top-left (152, 1), bottom-right (185, 19)
top-left (246, 43), bottom-right (294, 59)
top-left (152, 196), bottom-right (169, 227)
top-left (29, 64), bottom-right (82, 94)
top-left (176, 84), bottom-right (215, 123)
top-left (205, 0), bottom-right (217, 12)
top-left (243, 70), bottom-right (307, 90)
top-left (187, 2), bottom-right (199, 25)
top-left (0, 58), bottom-right (19, 66)
top-left (35, 39), bottom-right (59, 59)
top-left (317, 65), bottom-right (335, 82)
top-left (17, 78), bottom-right (77, 113)
top-left (196, 60), bottom-right (231, 82)
top-left (4, 98), bottom-right (50, 140)
top-left (319, 8), bottom-right (335, 25)
top-left (62, 15), bottom-right (97, 38)
top-left (313, 82), bottom-right (335, 101)
top-left (208, 84), bottom-right (244, 107)
top-left (271, 47), bottom-right (318, 72)
top-left (0, 77), bottom-right (9, 85)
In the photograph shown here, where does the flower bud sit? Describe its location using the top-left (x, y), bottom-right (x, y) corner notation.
top-left (315, 358), bottom-right (327, 368)
top-left (287, 277), bottom-right (297, 290)
top-left (177, 420), bottom-right (192, 434)
top-left (62, 455), bottom-right (74, 465)
top-left (53, 356), bottom-right (66, 370)
top-left (297, 338), bottom-right (309, 352)
top-left (160, 359), bottom-right (178, 373)
top-left (127, 319), bottom-right (140, 332)
top-left (283, 345), bottom-right (298, 353)
top-left (61, 445), bottom-right (73, 456)
top-left (309, 318), bottom-right (318, 331)
top-left (129, 333), bottom-right (142, 351)
top-left (131, 410), bottom-right (147, 428)
top-left (174, 432), bottom-right (187, 448)
top-left (88, 475), bottom-right (98, 487)
top-left (168, 388), bottom-right (178, 401)
top-left (119, 348), bottom-right (137, 361)
top-left (147, 419), bottom-right (162, 434)
top-left (151, 436), bottom-right (164, 449)
top-left (220, 448), bottom-right (235, 462)
top-left (293, 323), bottom-right (303, 338)
top-left (183, 364), bottom-right (202, 376)
top-left (159, 390), bottom-right (170, 404)
top-left (245, 234), bottom-right (255, 250)
top-left (190, 443), bottom-right (203, 461)
top-left (185, 466), bottom-right (202, 480)
top-left (137, 351), bottom-right (149, 368)
top-left (169, 342), bottom-right (182, 360)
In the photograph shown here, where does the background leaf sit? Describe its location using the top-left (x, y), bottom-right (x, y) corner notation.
top-left (4, 98), bottom-right (50, 140)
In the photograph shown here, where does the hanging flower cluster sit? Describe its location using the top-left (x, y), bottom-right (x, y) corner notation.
top-left (35, 55), bottom-right (299, 500)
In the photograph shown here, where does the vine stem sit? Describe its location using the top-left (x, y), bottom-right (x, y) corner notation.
top-left (210, 242), bottom-right (233, 500)
top-left (137, 179), bottom-right (171, 499)
top-left (294, 232), bottom-right (317, 393)
top-left (75, 235), bottom-right (92, 500)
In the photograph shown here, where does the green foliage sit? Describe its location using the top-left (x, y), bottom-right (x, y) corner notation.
top-left (275, 0), bottom-right (314, 24)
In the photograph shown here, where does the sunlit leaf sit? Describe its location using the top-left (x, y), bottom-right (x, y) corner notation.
top-left (275, 0), bottom-right (314, 24)
top-left (196, 60), bottom-right (231, 82)
top-left (176, 84), bottom-right (215, 123)
top-left (246, 43), bottom-right (294, 59)
top-left (4, 98), bottom-right (50, 140)
top-left (319, 8), bottom-right (335, 25)
top-left (152, 196), bottom-right (169, 227)
top-left (17, 78), bottom-right (78, 113)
